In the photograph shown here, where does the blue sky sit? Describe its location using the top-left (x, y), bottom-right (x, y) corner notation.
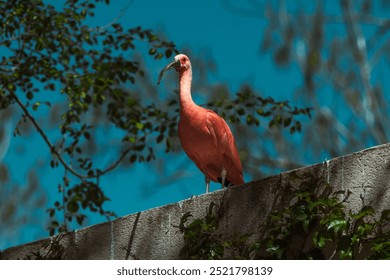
top-left (2, 0), bottom-right (378, 249)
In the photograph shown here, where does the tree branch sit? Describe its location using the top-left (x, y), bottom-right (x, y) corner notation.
top-left (11, 92), bottom-right (133, 179)
top-left (342, 0), bottom-right (388, 144)
top-left (11, 92), bottom-right (85, 177)
top-left (94, 0), bottom-right (134, 32)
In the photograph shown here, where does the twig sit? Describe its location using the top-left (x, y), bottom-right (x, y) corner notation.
top-left (95, 0), bottom-right (134, 32)
top-left (62, 170), bottom-right (68, 232)
top-left (11, 92), bottom-right (80, 175)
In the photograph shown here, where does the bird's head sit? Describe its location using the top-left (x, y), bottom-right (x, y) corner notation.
top-left (157, 54), bottom-right (191, 85)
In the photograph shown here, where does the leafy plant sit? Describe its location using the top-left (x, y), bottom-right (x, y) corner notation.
top-left (23, 235), bottom-right (66, 260)
top-left (207, 85), bottom-right (312, 133)
top-left (177, 202), bottom-right (253, 260)
top-left (259, 173), bottom-right (389, 259)
top-left (178, 173), bottom-right (390, 259)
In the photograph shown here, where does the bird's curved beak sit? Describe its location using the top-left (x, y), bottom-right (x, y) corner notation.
top-left (157, 59), bottom-right (180, 85)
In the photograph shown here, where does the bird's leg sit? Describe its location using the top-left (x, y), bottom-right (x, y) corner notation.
top-left (205, 177), bottom-right (210, 193)
top-left (220, 168), bottom-right (227, 189)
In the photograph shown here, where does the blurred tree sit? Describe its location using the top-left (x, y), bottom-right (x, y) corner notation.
top-left (0, 0), bottom-right (179, 237)
top-left (222, 0), bottom-right (390, 171)
top-left (0, 166), bottom-right (46, 249)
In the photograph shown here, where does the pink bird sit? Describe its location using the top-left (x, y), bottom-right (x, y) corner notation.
top-left (158, 54), bottom-right (244, 193)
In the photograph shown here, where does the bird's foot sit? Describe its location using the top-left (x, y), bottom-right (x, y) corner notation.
top-left (220, 168), bottom-right (227, 189)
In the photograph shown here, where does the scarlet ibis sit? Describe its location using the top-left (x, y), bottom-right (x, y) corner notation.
top-left (158, 54), bottom-right (244, 193)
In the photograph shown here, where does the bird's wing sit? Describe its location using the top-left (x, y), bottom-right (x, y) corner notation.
top-left (205, 110), bottom-right (244, 184)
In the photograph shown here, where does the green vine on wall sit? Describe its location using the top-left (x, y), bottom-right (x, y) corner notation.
top-left (178, 173), bottom-right (390, 260)
top-left (22, 234), bottom-right (66, 260)
top-left (177, 202), bottom-right (254, 260)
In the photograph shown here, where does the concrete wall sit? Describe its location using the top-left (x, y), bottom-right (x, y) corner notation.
top-left (1, 143), bottom-right (390, 259)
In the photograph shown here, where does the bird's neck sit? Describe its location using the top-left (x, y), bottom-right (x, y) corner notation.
top-left (179, 68), bottom-right (195, 110)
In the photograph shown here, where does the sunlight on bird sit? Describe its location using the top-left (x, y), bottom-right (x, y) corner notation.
top-left (158, 54), bottom-right (244, 193)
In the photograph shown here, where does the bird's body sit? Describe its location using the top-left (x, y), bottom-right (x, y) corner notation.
top-left (179, 105), bottom-right (244, 186)
top-left (158, 54), bottom-right (244, 192)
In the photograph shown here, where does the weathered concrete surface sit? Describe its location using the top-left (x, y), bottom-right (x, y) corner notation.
top-left (1, 143), bottom-right (390, 259)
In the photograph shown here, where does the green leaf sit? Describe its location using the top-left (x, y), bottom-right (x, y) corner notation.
top-left (296, 121), bottom-right (302, 132)
top-left (237, 108), bottom-right (245, 116)
top-left (314, 235), bottom-right (326, 248)
top-left (136, 122), bottom-right (144, 130)
top-left (32, 102), bottom-right (40, 111)
top-left (356, 223), bottom-right (373, 236)
top-left (350, 206), bottom-right (375, 221)
top-left (246, 114), bottom-right (253, 125)
top-left (83, 131), bottom-right (90, 140)
top-left (284, 117), bottom-right (292, 127)
top-left (76, 215), bottom-right (85, 225)
top-left (165, 49), bottom-right (172, 58)
top-left (129, 154), bottom-right (137, 163)
top-left (327, 219), bottom-right (347, 233)
top-left (67, 200), bottom-right (79, 213)
top-left (51, 220), bottom-right (59, 227)
top-left (154, 53), bottom-right (164, 59)
top-left (339, 248), bottom-right (352, 259)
